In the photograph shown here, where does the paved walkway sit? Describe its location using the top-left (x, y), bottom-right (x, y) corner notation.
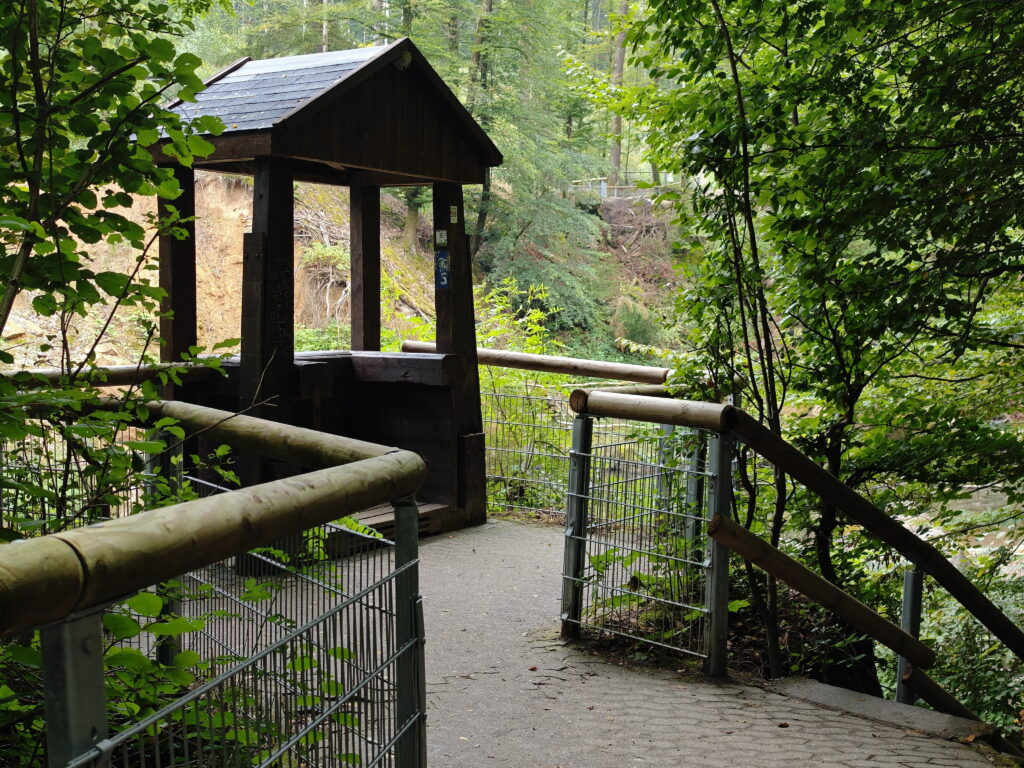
top-left (418, 520), bottom-right (997, 768)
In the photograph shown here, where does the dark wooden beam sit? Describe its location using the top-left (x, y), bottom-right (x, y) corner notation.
top-left (350, 185), bottom-right (381, 351)
top-left (241, 157), bottom-right (294, 421)
top-left (158, 166), bottom-right (197, 363)
top-left (432, 182), bottom-right (485, 524)
top-left (154, 131), bottom-right (273, 165)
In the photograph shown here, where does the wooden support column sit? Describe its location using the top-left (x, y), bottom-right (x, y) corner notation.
top-left (433, 183), bottom-right (485, 524)
top-left (350, 184), bottom-right (381, 351)
top-left (158, 167), bottom-right (196, 363)
top-left (241, 157), bottom-right (294, 423)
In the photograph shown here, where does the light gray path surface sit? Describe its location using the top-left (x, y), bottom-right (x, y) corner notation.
top-left (419, 520), bottom-right (995, 768)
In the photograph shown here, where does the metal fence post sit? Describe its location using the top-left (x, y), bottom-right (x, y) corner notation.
top-left (704, 430), bottom-right (735, 677)
top-left (146, 433), bottom-right (182, 667)
top-left (896, 566), bottom-right (924, 705)
top-left (561, 414), bottom-right (594, 640)
top-left (685, 433), bottom-right (707, 543)
top-left (41, 613), bottom-right (109, 768)
top-left (393, 495), bottom-right (426, 768)
top-left (656, 424), bottom-right (675, 523)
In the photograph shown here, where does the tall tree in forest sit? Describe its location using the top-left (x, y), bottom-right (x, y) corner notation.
top-left (0, 0), bottom-right (220, 350)
top-left (622, 0), bottom-right (1024, 692)
top-left (607, 0), bottom-right (627, 187)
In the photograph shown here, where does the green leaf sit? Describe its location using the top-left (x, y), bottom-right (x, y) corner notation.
top-left (5, 645), bottom-right (42, 667)
top-left (103, 613), bottom-right (142, 640)
top-left (94, 271), bottom-right (131, 297)
top-left (173, 650), bottom-right (202, 668)
top-left (126, 592), bottom-right (163, 618)
top-left (148, 617), bottom-right (204, 636)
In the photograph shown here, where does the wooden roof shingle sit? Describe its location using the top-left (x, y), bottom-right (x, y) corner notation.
top-left (173, 46), bottom-right (387, 132)
top-left (168, 39), bottom-right (502, 184)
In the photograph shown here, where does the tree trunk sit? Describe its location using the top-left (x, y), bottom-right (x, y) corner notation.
top-left (471, 172), bottom-right (491, 259)
top-left (400, 0), bottom-right (413, 33)
top-left (608, 1), bottom-right (627, 187)
top-left (403, 188), bottom-right (420, 257)
top-left (321, 0), bottom-right (329, 52)
top-left (470, 0), bottom-right (493, 92)
top-left (372, 0), bottom-right (387, 44)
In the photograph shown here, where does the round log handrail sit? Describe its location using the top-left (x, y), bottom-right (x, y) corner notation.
top-left (566, 389), bottom-right (1024, 667)
top-left (569, 389), bottom-right (736, 432)
top-left (0, 402), bottom-right (426, 636)
top-left (401, 340), bottom-right (672, 384)
top-left (5, 362), bottom-right (218, 388)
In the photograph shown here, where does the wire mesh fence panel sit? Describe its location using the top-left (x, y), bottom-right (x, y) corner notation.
top-left (65, 524), bottom-right (417, 768)
top-left (564, 426), bottom-right (717, 658)
top-left (482, 390), bottom-right (574, 518)
top-left (0, 425), bottom-right (152, 534)
top-left (481, 385), bottom-right (660, 519)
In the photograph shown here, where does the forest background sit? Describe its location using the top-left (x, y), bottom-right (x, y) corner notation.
top-left (1, 0), bottom-right (1024, 752)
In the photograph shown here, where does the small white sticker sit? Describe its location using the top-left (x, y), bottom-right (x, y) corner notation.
top-left (435, 230), bottom-right (448, 247)
top-left (450, 205), bottom-right (459, 224)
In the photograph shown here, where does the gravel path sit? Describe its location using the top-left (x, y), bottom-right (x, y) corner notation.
top-left (418, 520), bottom-right (995, 768)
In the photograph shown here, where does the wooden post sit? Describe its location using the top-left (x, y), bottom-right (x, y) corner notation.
top-left (432, 183), bottom-right (485, 525)
top-left (241, 157), bottom-right (294, 422)
top-left (350, 184), bottom-right (381, 351)
top-left (158, 166), bottom-right (196, 363)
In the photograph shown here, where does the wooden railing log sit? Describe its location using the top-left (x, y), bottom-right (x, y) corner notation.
top-left (8, 362), bottom-right (217, 388)
top-left (730, 410), bottom-right (1024, 664)
top-left (401, 340), bottom-right (671, 383)
top-left (0, 402), bottom-right (427, 636)
top-left (569, 390), bottom-right (736, 433)
top-left (709, 514), bottom-right (936, 669)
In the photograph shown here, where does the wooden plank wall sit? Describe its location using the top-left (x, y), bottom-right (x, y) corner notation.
top-left (283, 64), bottom-right (488, 184)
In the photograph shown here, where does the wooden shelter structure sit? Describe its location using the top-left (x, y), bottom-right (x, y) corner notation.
top-left (157, 38), bottom-right (502, 531)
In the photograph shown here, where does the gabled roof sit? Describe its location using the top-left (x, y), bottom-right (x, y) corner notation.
top-left (168, 39), bottom-right (502, 184)
top-left (173, 46), bottom-right (389, 132)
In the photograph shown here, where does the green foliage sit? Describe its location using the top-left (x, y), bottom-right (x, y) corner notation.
top-left (0, 0), bottom-right (223, 359)
top-left (564, 0), bottom-right (1024, 726)
top-left (295, 321), bottom-right (351, 352)
top-left (301, 242), bottom-right (350, 272)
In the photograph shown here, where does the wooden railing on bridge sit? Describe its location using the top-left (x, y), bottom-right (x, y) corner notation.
top-left (570, 387), bottom-right (1024, 757)
top-left (0, 401), bottom-right (429, 768)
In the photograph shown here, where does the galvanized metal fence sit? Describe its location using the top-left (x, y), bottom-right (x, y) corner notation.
top-left (480, 372), bottom-right (734, 672)
top-left (0, 405), bottom-right (427, 768)
top-left (60, 516), bottom-right (422, 768)
top-left (481, 386), bottom-right (656, 519)
top-left (560, 414), bottom-right (734, 672)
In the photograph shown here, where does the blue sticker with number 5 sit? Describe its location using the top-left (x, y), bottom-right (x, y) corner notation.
top-left (435, 250), bottom-right (450, 289)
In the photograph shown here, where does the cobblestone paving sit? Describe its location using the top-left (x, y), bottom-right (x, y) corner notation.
top-left (419, 520), bottom-right (995, 768)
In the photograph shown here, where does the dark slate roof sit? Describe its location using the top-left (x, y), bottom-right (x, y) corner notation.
top-left (174, 45), bottom-right (390, 132)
